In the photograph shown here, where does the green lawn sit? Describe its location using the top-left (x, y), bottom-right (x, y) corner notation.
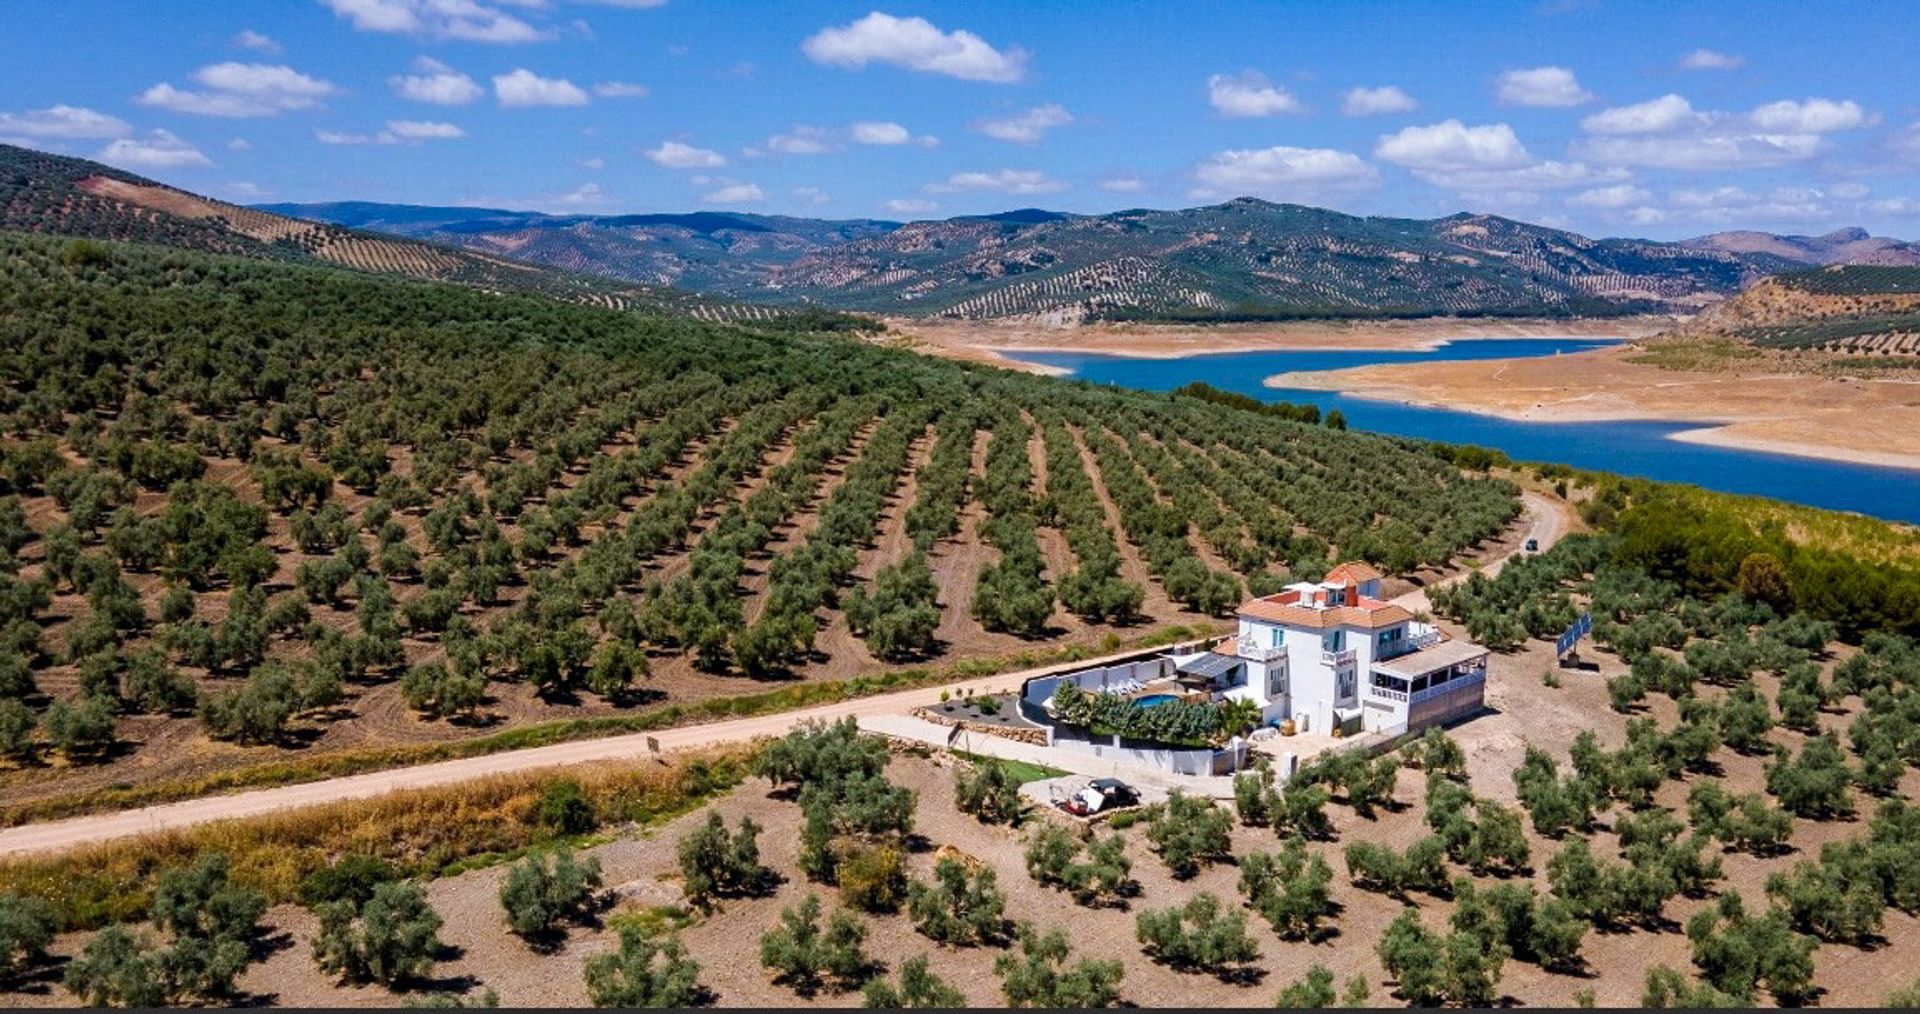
top-left (954, 751), bottom-right (1069, 785)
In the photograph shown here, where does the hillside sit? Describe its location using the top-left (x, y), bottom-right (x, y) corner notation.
top-left (1681, 264), bottom-right (1920, 355)
top-left (270, 195), bottom-right (1828, 322)
top-left (0, 228), bottom-right (1519, 810)
top-left (1683, 226), bottom-right (1920, 267)
top-left (0, 143), bottom-right (783, 322)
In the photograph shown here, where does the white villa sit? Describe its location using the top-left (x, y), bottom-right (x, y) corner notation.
top-left (1019, 561), bottom-right (1489, 773)
top-left (1180, 561), bottom-right (1489, 735)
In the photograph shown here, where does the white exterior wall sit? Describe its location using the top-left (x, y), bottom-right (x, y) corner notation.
top-left (1238, 614), bottom-right (1412, 732)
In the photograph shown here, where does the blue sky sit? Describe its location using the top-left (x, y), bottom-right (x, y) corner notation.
top-left (2, 0), bottom-right (1917, 238)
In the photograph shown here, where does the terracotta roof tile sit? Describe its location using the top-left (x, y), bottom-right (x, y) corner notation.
top-left (1324, 561), bottom-right (1384, 586)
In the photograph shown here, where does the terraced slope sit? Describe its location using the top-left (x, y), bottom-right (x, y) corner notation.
top-left (0, 143), bottom-right (779, 321)
top-left (1686, 265), bottom-right (1920, 354)
top-left (0, 230), bottom-right (1518, 808)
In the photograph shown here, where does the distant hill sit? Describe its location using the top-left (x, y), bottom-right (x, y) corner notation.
top-left (1682, 227), bottom-right (1920, 268)
top-left (257, 199), bottom-right (901, 297)
top-left (1684, 264), bottom-right (1920, 355)
top-left (0, 143), bottom-right (786, 322)
top-left (267, 195), bottom-right (1838, 322)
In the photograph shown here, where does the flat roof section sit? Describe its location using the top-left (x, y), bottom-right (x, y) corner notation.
top-left (1175, 651), bottom-right (1244, 682)
top-left (1371, 639), bottom-right (1490, 680)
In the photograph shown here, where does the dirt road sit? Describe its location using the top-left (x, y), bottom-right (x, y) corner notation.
top-left (0, 643), bottom-right (1195, 858)
top-left (1391, 490), bottom-right (1571, 615)
top-left (0, 494), bottom-right (1568, 860)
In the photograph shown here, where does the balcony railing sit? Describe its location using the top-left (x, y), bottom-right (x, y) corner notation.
top-left (1369, 684), bottom-right (1409, 704)
top-left (1321, 648), bottom-right (1357, 667)
top-left (1411, 668), bottom-right (1486, 704)
top-left (1376, 628), bottom-right (1444, 661)
top-left (1234, 639), bottom-right (1287, 663)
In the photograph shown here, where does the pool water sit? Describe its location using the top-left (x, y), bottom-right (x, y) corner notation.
top-left (1132, 694), bottom-right (1182, 708)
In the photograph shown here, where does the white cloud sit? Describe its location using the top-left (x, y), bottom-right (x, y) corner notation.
top-left (492, 68), bottom-right (589, 107)
top-left (973, 103), bottom-right (1073, 143)
top-left (850, 121), bottom-right (909, 145)
top-left (227, 137), bottom-right (252, 151)
top-left (1375, 120), bottom-right (1531, 172)
top-left (1581, 94), bottom-right (1709, 135)
top-left (1569, 184), bottom-right (1653, 208)
top-left (1192, 146), bottom-right (1377, 199)
top-left (793, 186), bottom-right (830, 206)
top-left (593, 81), bottom-right (649, 98)
top-left (1576, 132), bottom-right (1822, 170)
top-left (884, 198), bottom-right (938, 215)
top-left (925, 169), bottom-right (1067, 195)
top-left (573, 0), bottom-right (668, 7)
top-left (1668, 184), bottom-right (1830, 223)
top-left (320, 0), bottom-right (550, 43)
top-left (0, 105), bottom-right (131, 140)
top-left (1098, 176), bottom-right (1146, 193)
top-left (801, 12), bottom-right (1025, 83)
top-left (1425, 160), bottom-right (1628, 193)
top-left (137, 62), bottom-right (338, 118)
top-left (577, 156), bottom-right (605, 169)
top-left (98, 129), bottom-right (212, 169)
top-left (1678, 48), bottom-right (1744, 71)
top-left (703, 182), bottom-right (765, 204)
top-left (1830, 182), bottom-right (1871, 200)
top-left (551, 182), bottom-right (608, 207)
top-left (1749, 98), bottom-right (1867, 134)
top-left (1206, 71), bottom-right (1303, 117)
top-left (391, 57), bottom-right (483, 105)
top-left (1495, 66), bottom-right (1593, 107)
top-left (232, 29), bottom-right (281, 55)
top-left (386, 119), bottom-right (465, 140)
top-left (767, 125), bottom-right (836, 155)
top-left (316, 119), bottom-right (465, 145)
top-left (1341, 86), bottom-right (1417, 116)
top-left (221, 181), bottom-right (270, 198)
top-left (646, 140), bottom-right (726, 168)
top-left (1870, 197), bottom-right (1920, 216)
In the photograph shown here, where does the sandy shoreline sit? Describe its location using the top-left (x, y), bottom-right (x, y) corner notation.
top-left (890, 315), bottom-right (1670, 375)
top-left (1269, 344), bottom-right (1920, 473)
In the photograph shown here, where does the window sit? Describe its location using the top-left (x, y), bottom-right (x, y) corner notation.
top-left (1337, 670), bottom-right (1355, 701)
top-left (1267, 663), bottom-right (1285, 698)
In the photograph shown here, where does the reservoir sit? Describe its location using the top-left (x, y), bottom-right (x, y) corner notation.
top-left (1007, 338), bottom-right (1920, 525)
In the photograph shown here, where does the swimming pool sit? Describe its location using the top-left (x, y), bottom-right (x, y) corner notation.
top-left (1132, 694), bottom-right (1182, 709)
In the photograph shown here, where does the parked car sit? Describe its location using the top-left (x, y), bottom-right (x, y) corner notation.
top-left (1524, 538), bottom-right (1539, 552)
top-left (1058, 778), bottom-right (1139, 816)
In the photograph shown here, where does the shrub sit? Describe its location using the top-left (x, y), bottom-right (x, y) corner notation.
top-left (955, 759), bottom-right (1025, 824)
top-left (1684, 892), bottom-right (1815, 1005)
top-left (63, 926), bottom-right (168, 1007)
top-left (1344, 835), bottom-right (1448, 899)
top-left (532, 778), bottom-right (597, 836)
top-left (312, 880), bottom-right (446, 987)
top-left (0, 893), bottom-right (56, 983)
top-left (1143, 791), bottom-right (1232, 878)
top-left (299, 854), bottom-right (400, 909)
top-left (676, 811), bottom-right (770, 911)
top-left (1642, 965), bottom-right (1747, 1008)
top-left (400, 662), bottom-right (487, 720)
top-left (994, 922), bottom-right (1123, 1008)
top-left (1135, 892), bottom-right (1258, 976)
top-left (44, 695), bottom-right (116, 760)
top-left (834, 843), bottom-right (908, 913)
top-left (759, 894), bottom-right (872, 996)
top-left (1025, 825), bottom-right (1133, 907)
top-left (1239, 836), bottom-right (1335, 941)
top-left (861, 954), bottom-right (966, 1009)
top-left (1377, 907), bottom-right (1506, 1007)
top-left (583, 927), bottom-right (706, 1008)
top-left (908, 856), bottom-right (1007, 947)
top-left (499, 848), bottom-right (604, 945)
top-left (1765, 733), bottom-right (1854, 818)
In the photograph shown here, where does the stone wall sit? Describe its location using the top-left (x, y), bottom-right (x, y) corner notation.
top-left (911, 708), bottom-right (1050, 746)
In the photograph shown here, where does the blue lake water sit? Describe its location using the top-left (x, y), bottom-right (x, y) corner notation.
top-left (1009, 338), bottom-right (1920, 525)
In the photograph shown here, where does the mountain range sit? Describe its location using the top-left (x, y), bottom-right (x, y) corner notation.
top-left (262, 195), bottom-right (1916, 323)
top-left (5, 142), bottom-right (1916, 325)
